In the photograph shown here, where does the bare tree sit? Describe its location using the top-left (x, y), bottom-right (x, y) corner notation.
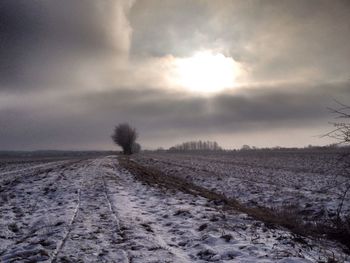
top-left (324, 101), bottom-right (350, 145)
top-left (112, 123), bottom-right (138, 155)
top-left (324, 101), bottom-right (350, 219)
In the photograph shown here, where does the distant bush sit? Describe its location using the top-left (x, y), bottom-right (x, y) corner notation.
top-left (241, 144), bottom-right (251, 150)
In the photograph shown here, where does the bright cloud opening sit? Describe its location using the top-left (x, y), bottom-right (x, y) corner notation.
top-left (173, 51), bottom-right (241, 93)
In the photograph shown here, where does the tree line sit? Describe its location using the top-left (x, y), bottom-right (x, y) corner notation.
top-left (169, 140), bottom-right (222, 152)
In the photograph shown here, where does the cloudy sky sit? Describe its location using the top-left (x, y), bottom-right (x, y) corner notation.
top-left (1, 0), bottom-right (350, 150)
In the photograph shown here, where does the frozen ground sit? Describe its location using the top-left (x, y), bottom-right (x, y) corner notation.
top-left (133, 151), bottom-right (350, 221)
top-left (0, 156), bottom-right (349, 262)
top-left (0, 159), bottom-right (64, 175)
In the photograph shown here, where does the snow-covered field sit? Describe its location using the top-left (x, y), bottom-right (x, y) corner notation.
top-left (0, 159), bottom-right (64, 175)
top-left (0, 155), bottom-right (349, 262)
top-left (133, 151), bottom-right (350, 221)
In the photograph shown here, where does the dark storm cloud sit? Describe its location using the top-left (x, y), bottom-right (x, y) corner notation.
top-left (1, 81), bottom-right (349, 150)
top-left (0, 0), bottom-right (130, 90)
top-left (94, 82), bottom-right (350, 132)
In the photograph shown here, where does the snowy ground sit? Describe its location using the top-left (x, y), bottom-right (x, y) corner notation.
top-left (0, 159), bottom-right (64, 175)
top-left (0, 156), bottom-right (349, 262)
top-left (133, 151), bottom-right (350, 221)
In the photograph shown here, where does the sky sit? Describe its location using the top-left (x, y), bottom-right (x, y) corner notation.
top-left (0, 0), bottom-right (350, 150)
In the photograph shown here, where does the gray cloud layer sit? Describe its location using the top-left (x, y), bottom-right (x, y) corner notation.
top-left (0, 0), bottom-right (131, 90)
top-left (1, 81), bottom-right (349, 150)
top-left (1, 0), bottom-right (349, 150)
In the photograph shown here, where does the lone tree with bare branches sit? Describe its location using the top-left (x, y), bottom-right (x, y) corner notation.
top-left (324, 101), bottom-right (350, 248)
top-left (112, 123), bottom-right (139, 155)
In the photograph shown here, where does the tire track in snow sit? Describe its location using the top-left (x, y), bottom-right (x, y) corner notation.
top-left (51, 158), bottom-right (129, 262)
top-left (49, 161), bottom-right (93, 263)
top-left (50, 189), bottom-right (81, 263)
top-left (99, 158), bottom-right (130, 263)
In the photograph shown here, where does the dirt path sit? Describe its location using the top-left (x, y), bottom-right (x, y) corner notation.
top-left (52, 159), bottom-right (128, 263)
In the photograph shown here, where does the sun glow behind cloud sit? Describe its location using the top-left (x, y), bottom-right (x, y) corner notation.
top-left (172, 51), bottom-right (241, 93)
